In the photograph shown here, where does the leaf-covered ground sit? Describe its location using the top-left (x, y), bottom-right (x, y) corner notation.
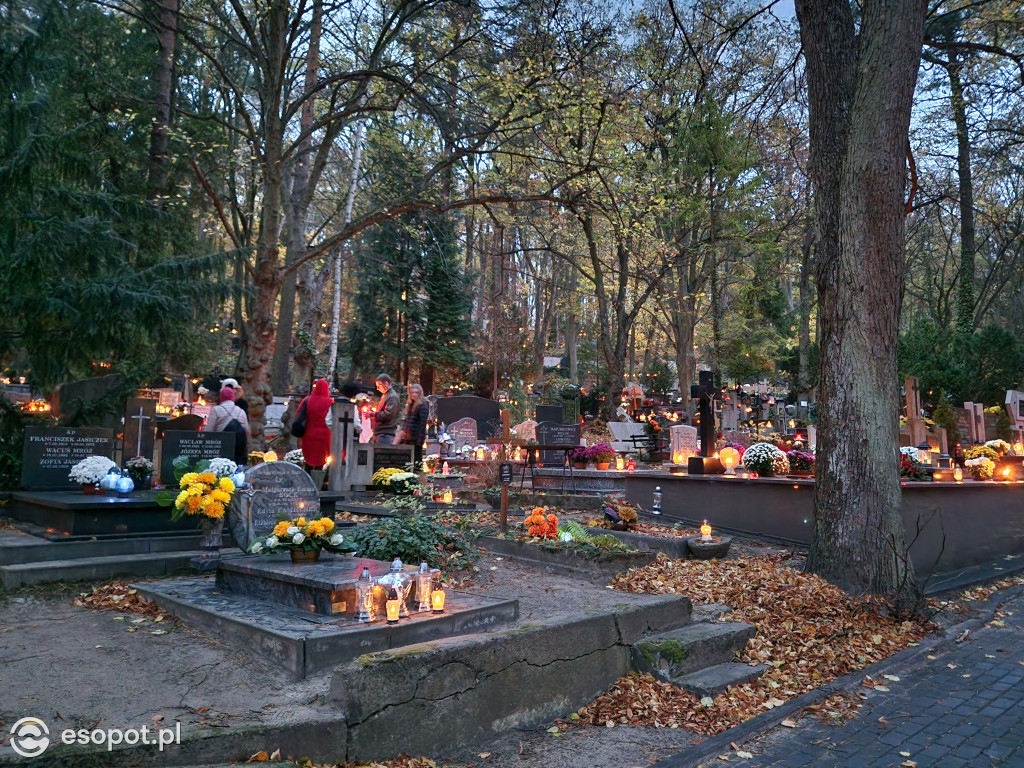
top-left (572, 554), bottom-right (930, 735)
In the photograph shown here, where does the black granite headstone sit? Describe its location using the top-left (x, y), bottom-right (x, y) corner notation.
top-left (436, 395), bottom-right (501, 440)
top-left (535, 405), bottom-right (564, 425)
top-left (229, 461), bottom-right (320, 552)
top-left (160, 431), bottom-right (233, 486)
top-left (155, 414), bottom-right (204, 439)
top-left (371, 445), bottom-right (414, 474)
top-left (536, 421), bottom-right (580, 466)
top-left (20, 427), bottom-right (114, 490)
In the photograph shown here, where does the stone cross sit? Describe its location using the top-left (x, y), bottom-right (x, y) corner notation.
top-left (690, 371), bottom-right (720, 457)
top-left (130, 407), bottom-right (151, 457)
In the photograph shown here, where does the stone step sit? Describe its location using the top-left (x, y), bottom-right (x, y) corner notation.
top-left (631, 620), bottom-right (757, 680)
top-left (673, 661), bottom-right (772, 698)
top-left (1, 551), bottom-right (203, 590)
top-left (0, 532), bottom-right (205, 566)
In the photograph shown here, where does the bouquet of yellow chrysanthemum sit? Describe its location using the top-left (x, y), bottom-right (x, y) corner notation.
top-left (155, 457), bottom-right (236, 521)
top-left (248, 514), bottom-right (357, 555)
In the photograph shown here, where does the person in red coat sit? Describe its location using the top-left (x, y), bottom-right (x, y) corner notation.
top-left (299, 378), bottom-right (333, 469)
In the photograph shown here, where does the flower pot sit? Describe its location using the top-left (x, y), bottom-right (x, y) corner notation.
top-left (291, 548), bottom-right (321, 564)
top-left (595, 462), bottom-right (611, 470)
top-left (573, 462), bottom-right (588, 470)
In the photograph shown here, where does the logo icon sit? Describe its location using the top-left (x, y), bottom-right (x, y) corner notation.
top-left (9, 717), bottom-right (50, 758)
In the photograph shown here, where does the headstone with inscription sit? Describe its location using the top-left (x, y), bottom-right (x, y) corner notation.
top-left (972, 402), bottom-right (986, 443)
top-left (447, 417), bottom-right (479, 452)
top-left (20, 427), bottom-right (114, 490)
top-left (904, 376), bottom-right (927, 444)
top-left (954, 406), bottom-right (974, 444)
top-left (371, 444), bottom-right (413, 474)
top-left (160, 431), bottom-right (233, 486)
top-left (123, 397), bottom-right (157, 461)
top-left (228, 461), bottom-right (320, 552)
top-left (436, 395), bottom-right (501, 440)
top-left (670, 424), bottom-right (699, 464)
top-left (722, 430), bottom-right (750, 448)
top-left (1006, 390), bottom-right (1024, 436)
top-left (536, 421), bottom-right (580, 466)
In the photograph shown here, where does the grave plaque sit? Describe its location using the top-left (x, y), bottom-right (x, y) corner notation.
top-left (436, 395), bottom-right (501, 440)
top-left (670, 425), bottom-right (699, 464)
top-left (447, 417), bottom-right (479, 451)
top-left (536, 421), bottom-right (580, 466)
top-left (371, 445), bottom-right (413, 474)
top-left (20, 427), bottom-right (114, 490)
top-left (499, 463), bottom-right (514, 486)
top-left (161, 431), bottom-right (233, 486)
top-left (954, 407), bottom-right (974, 444)
top-left (229, 461), bottom-right (320, 552)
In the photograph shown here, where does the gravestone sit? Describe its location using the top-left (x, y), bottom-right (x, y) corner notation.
top-left (20, 427), bottom-right (114, 490)
top-left (670, 425), bottom-right (698, 464)
top-left (160, 431), bottom-right (233, 486)
top-left (1006, 390), bottom-right (1024, 436)
top-left (436, 395), bottom-right (501, 440)
top-left (371, 444), bottom-right (413, 474)
top-left (229, 461), bottom-right (321, 552)
top-left (53, 374), bottom-right (123, 428)
top-left (690, 371), bottom-right (720, 456)
top-left (511, 419), bottom-right (538, 443)
top-left (536, 421), bottom-right (580, 466)
top-left (954, 407), bottom-right (974, 444)
top-left (722, 430), bottom-right (750, 448)
top-left (720, 400), bottom-right (739, 431)
top-left (535, 405), bottom-right (563, 425)
top-left (156, 413), bottom-right (204, 438)
top-left (447, 417), bottom-right (478, 452)
top-left (904, 376), bottom-right (927, 445)
top-left (123, 397), bottom-right (157, 461)
top-left (328, 400), bottom-right (373, 491)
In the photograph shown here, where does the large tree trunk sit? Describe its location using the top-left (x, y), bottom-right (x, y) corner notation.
top-left (947, 55), bottom-right (976, 334)
top-left (147, 0), bottom-right (178, 204)
top-left (797, 228), bottom-right (814, 401)
top-left (796, 0), bottom-right (927, 608)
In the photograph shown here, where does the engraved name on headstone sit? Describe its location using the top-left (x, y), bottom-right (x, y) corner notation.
top-left (160, 431), bottom-right (233, 486)
top-left (229, 460), bottom-right (320, 552)
top-left (20, 427), bottom-right (114, 490)
top-left (447, 417), bottom-right (478, 451)
top-left (670, 424), bottom-right (699, 464)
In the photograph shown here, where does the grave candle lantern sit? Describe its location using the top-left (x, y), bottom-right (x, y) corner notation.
top-left (700, 520), bottom-right (712, 541)
top-left (115, 469), bottom-right (135, 496)
top-left (476, 447), bottom-right (485, 461)
top-left (416, 562), bottom-right (433, 612)
top-left (719, 446), bottom-right (740, 475)
top-left (385, 588), bottom-right (400, 624)
top-left (356, 567), bottom-right (374, 622)
top-left (651, 486), bottom-right (662, 516)
top-left (431, 581), bottom-right (446, 613)
top-left (916, 442), bottom-right (932, 466)
top-left (627, 458), bottom-right (636, 471)
top-left (1014, 442), bottom-right (1024, 456)
top-left (615, 455), bottom-right (625, 471)
top-left (442, 489), bottom-right (453, 504)
top-left (953, 466), bottom-right (964, 483)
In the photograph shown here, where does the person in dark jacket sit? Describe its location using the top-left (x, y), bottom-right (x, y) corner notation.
top-left (299, 378), bottom-right (333, 468)
top-left (397, 383), bottom-right (429, 467)
top-left (371, 373), bottom-right (401, 444)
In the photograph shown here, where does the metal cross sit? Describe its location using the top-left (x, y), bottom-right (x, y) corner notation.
top-left (130, 407), bottom-right (151, 457)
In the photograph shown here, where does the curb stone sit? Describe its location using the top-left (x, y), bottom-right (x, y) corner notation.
top-left (651, 581), bottom-right (1024, 768)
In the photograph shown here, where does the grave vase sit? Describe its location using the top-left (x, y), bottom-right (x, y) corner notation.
top-left (199, 516), bottom-right (224, 551)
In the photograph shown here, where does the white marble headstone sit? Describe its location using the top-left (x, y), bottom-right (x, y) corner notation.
top-left (670, 425), bottom-right (698, 463)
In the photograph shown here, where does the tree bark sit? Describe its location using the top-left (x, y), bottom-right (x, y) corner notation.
top-left (147, 0), bottom-right (178, 205)
top-left (796, 0), bottom-right (928, 608)
top-left (797, 227), bottom-right (814, 401)
top-left (947, 55), bottom-right (977, 335)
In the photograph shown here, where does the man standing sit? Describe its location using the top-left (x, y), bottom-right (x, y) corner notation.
top-left (371, 373), bottom-right (400, 444)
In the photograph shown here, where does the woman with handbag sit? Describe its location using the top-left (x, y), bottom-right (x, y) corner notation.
top-left (295, 378), bottom-right (332, 471)
top-left (396, 383), bottom-right (429, 468)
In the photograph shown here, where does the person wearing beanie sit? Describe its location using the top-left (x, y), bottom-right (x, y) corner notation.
top-left (205, 386), bottom-right (249, 463)
top-left (298, 378), bottom-right (333, 470)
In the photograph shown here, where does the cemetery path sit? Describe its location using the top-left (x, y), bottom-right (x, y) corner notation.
top-left (0, 596), bottom-right (334, 734)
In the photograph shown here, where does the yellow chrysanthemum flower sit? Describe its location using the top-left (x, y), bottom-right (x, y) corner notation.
top-left (186, 484), bottom-right (203, 497)
top-left (197, 472), bottom-right (217, 485)
top-left (295, 517), bottom-right (307, 527)
top-left (180, 472), bottom-right (199, 487)
top-left (308, 522), bottom-right (324, 538)
top-left (211, 489), bottom-right (231, 504)
top-left (186, 495), bottom-right (203, 514)
top-left (205, 501), bottom-right (225, 519)
top-left (175, 490), bottom-right (189, 507)
top-left (320, 518), bottom-right (334, 533)
top-left (273, 521), bottom-right (290, 537)
top-left (218, 477), bottom-right (235, 493)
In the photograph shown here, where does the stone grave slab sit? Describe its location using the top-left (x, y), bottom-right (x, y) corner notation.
top-left (228, 460), bottom-right (320, 552)
top-left (446, 417), bottom-right (478, 452)
top-left (123, 397), bottom-right (157, 461)
top-left (670, 425), bottom-right (698, 465)
top-left (436, 395), bottom-right (501, 440)
top-left (216, 555), bottom-right (415, 616)
top-left (160, 431), bottom-right (233, 486)
top-left (20, 427), bottom-right (114, 490)
top-left (138, 570), bottom-right (520, 679)
top-left (7, 491), bottom-right (196, 537)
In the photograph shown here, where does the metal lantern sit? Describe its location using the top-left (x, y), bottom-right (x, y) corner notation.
top-left (431, 579), bottom-right (446, 613)
top-left (916, 442), bottom-right (932, 466)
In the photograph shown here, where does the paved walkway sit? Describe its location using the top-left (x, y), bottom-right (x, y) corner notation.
top-left (695, 591), bottom-right (1024, 768)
